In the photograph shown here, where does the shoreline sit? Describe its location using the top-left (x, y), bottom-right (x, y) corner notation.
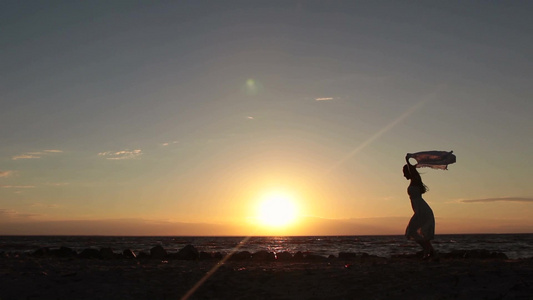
top-left (1, 245), bottom-right (533, 299)
top-left (3, 234), bottom-right (532, 260)
top-left (1, 243), bottom-right (518, 260)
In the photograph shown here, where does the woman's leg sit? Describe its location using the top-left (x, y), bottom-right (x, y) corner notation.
top-left (420, 240), bottom-right (436, 259)
top-left (416, 240), bottom-right (434, 257)
top-left (416, 240), bottom-right (427, 254)
top-left (427, 241), bottom-right (435, 255)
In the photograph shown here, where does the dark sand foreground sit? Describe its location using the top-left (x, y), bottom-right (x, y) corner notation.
top-left (1, 255), bottom-right (532, 300)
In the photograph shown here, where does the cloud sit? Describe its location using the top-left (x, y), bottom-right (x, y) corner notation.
top-left (12, 149), bottom-right (63, 160)
top-left (0, 218), bottom-right (245, 236)
top-left (246, 116), bottom-right (254, 120)
top-left (0, 170), bottom-right (13, 177)
top-left (98, 149), bottom-right (142, 160)
top-left (0, 209), bottom-right (17, 216)
top-left (2, 216), bottom-right (532, 235)
top-left (459, 197), bottom-right (533, 203)
top-left (0, 185), bottom-right (36, 189)
top-left (31, 202), bottom-right (60, 208)
top-left (315, 97), bottom-right (335, 101)
top-left (12, 154), bottom-right (41, 160)
top-left (47, 182), bottom-right (70, 186)
top-left (160, 141), bottom-right (178, 147)
top-left (0, 208), bottom-right (40, 220)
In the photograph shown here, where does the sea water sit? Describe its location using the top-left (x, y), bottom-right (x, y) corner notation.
top-left (1, 234), bottom-right (532, 259)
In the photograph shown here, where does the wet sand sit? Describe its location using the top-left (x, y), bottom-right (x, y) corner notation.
top-left (1, 254), bottom-right (532, 299)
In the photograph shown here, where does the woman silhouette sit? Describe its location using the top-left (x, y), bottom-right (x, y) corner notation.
top-left (403, 160), bottom-right (435, 259)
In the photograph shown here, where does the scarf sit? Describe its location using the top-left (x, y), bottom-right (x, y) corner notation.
top-left (406, 150), bottom-right (456, 170)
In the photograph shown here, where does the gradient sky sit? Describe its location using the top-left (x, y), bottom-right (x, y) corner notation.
top-left (1, 1), bottom-right (532, 236)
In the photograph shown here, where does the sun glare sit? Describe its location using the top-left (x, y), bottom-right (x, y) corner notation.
top-left (257, 191), bottom-right (298, 228)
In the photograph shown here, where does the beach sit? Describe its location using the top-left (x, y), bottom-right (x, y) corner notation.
top-left (1, 251), bottom-right (532, 300)
top-left (3, 3), bottom-right (533, 299)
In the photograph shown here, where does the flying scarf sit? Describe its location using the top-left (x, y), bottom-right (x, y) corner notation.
top-left (406, 151), bottom-right (456, 170)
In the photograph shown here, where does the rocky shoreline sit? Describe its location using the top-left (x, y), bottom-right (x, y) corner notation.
top-left (1, 245), bottom-right (532, 299)
top-left (5, 244), bottom-right (514, 261)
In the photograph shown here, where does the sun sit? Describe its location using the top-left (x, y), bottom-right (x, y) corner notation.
top-left (256, 191), bottom-right (298, 228)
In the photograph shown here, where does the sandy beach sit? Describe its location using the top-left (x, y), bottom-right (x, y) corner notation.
top-left (1, 251), bottom-right (532, 300)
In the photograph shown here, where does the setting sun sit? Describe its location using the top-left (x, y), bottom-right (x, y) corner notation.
top-left (257, 191), bottom-right (299, 228)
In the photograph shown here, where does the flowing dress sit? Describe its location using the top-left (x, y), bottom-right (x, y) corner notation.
top-left (405, 185), bottom-right (435, 241)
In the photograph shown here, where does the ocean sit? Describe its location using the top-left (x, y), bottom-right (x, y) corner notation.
top-left (1, 234), bottom-right (532, 259)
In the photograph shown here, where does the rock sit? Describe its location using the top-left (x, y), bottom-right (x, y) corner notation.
top-left (198, 251), bottom-right (223, 260)
top-left (79, 248), bottom-right (102, 259)
top-left (50, 247), bottom-right (77, 257)
top-left (166, 252), bottom-right (179, 259)
top-left (137, 251), bottom-right (150, 259)
top-left (32, 247), bottom-right (50, 257)
top-left (466, 249), bottom-right (491, 258)
top-left (177, 244), bottom-right (199, 260)
top-left (442, 249), bottom-right (508, 259)
top-left (99, 247), bottom-right (115, 259)
top-left (391, 253), bottom-right (418, 259)
top-left (150, 245), bottom-right (167, 259)
top-left (490, 252), bottom-right (508, 259)
top-left (304, 253), bottom-right (327, 261)
top-left (122, 249), bottom-right (136, 259)
top-left (293, 251), bottom-right (304, 260)
top-left (444, 250), bottom-right (467, 259)
top-left (230, 251), bottom-right (252, 261)
top-left (339, 252), bottom-right (358, 260)
top-left (252, 250), bottom-right (275, 261)
top-left (276, 251), bottom-right (293, 261)
top-left (199, 251), bottom-right (222, 260)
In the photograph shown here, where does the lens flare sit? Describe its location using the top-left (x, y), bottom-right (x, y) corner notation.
top-left (244, 78), bottom-right (262, 95)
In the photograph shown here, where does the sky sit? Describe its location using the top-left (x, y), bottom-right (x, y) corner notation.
top-left (1, 1), bottom-right (532, 236)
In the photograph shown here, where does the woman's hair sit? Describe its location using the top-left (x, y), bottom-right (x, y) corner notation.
top-left (403, 164), bottom-right (428, 194)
